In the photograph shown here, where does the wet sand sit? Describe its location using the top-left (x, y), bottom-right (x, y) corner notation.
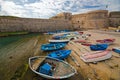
top-left (0, 30), bottom-right (120, 80)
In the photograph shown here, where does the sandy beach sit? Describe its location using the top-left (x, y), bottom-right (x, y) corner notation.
top-left (0, 30), bottom-right (120, 80)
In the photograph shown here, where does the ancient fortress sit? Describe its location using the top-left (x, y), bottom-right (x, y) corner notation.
top-left (0, 10), bottom-right (120, 32)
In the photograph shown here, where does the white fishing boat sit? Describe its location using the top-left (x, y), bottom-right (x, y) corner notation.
top-left (49, 39), bottom-right (70, 43)
top-left (29, 56), bottom-right (76, 79)
top-left (80, 50), bottom-right (112, 63)
top-left (52, 31), bottom-right (79, 38)
top-left (112, 47), bottom-right (120, 54)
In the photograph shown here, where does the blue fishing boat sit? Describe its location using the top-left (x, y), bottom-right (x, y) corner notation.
top-left (90, 44), bottom-right (108, 51)
top-left (41, 43), bottom-right (66, 51)
top-left (29, 56), bottom-right (76, 79)
top-left (48, 50), bottom-right (71, 60)
top-left (112, 47), bottom-right (120, 54)
top-left (53, 36), bottom-right (62, 40)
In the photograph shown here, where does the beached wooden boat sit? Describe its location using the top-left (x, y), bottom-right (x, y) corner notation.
top-left (48, 50), bottom-right (71, 60)
top-left (52, 31), bottom-right (79, 38)
top-left (41, 43), bottom-right (66, 51)
top-left (112, 47), bottom-right (120, 54)
top-left (52, 33), bottom-right (70, 40)
top-left (29, 56), bottom-right (76, 79)
top-left (44, 30), bottom-right (70, 35)
top-left (80, 50), bottom-right (112, 63)
top-left (49, 39), bottom-right (70, 43)
top-left (96, 38), bottom-right (115, 45)
top-left (52, 35), bottom-right (65, 40)
top-left (90, 44), bottom-right (108, 51)
top-left (81, 43), bottom-right (92, 46)
top-left (71, 34), bottom-right (90, 41)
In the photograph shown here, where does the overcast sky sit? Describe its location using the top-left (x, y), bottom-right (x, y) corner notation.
top-left (0, 0), bottom-right (120, 18)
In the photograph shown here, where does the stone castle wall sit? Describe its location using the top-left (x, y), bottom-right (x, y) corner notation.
top-left (72, 10), bottom-right (109, 29)
top-left (0, 18), bottom-right (72, 32)
top-left (85, 10), bottom-right (109, 29)
top-left (109, 12), bottom-right (120, 27)
top-left (71, 13), bottom-right (86, 30)
top-left (0, 10), bottom-right (120, 32)
top-left (71, 10), bottom-right (120, 30)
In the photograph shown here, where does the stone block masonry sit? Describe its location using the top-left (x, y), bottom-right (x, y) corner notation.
top-left (0, 10), bottom-right (120, 32)
top-left (0, 18), bottom-right (72, 32)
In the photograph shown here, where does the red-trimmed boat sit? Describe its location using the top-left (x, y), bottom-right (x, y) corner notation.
top-left (96, 38), bottom-right (115, 45)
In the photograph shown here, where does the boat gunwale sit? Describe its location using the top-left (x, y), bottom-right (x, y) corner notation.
top-left (29, 56), bottom-right (77, 79)
top-left (80, 50), bottom-right (112, 63)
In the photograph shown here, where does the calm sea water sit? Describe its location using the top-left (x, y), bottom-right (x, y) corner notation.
top-left (0, 33), bottom-right (41, 48)
top-left (0, 33), bottom-right (50, 80)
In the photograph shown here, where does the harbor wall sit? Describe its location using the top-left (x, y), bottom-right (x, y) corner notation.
top-left (71, 10), bottom-right (109, 29)
top-left (0, 10), bottom-right (120, 32)
top-left (109, 12), bottom-right (120, 27)
top-left (52, 10), bottom-right (120, 30)
top-left (0, 18), bottom-right (72, 32)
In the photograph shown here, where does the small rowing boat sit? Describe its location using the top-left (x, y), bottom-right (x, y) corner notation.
top-left (80, 50), bottom-right (112, 63)
top-left (29, 56), bottom-right (76, 79)
top-left (48, 50), bottom-right (71, 60)
top-left (90, 44), bottom-right (108, 51)
top-left (49, 39), bottom-right (70, 43)
top-left (41, 43), bottom-right (66, 51)
top-left (112, 47), bottom-right (120, 54)
top-left (96, 38), bottom-right (115, 45)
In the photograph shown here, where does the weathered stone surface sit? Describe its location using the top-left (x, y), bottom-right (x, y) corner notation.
top-left (72, 10), bottom-right (109, 29)
top-left (0, 10), bottom-right (120, 32)
top-left (0, 18), bottom-right (72, 32)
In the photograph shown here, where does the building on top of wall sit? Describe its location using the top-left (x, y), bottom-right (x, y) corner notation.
top-left (50, 12), bottom-right (72, 20)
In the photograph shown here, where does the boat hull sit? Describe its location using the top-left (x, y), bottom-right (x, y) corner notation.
top-left (41, 43), bottom-right (66, 51)
top-left (112, 47), bottom-right (120, 54)
top-left (80, 50), bottom-right (112, 63)
top-left (48, 50), bottom-right (71, 60)
top-left (96, 39), bottom-right (115, 45)
top-left (90, 44), bottom-right (108, 51)
top-left (49, 39), bottom-right (70, 43)
top-left (29, 56), bottom-right (76, 79)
